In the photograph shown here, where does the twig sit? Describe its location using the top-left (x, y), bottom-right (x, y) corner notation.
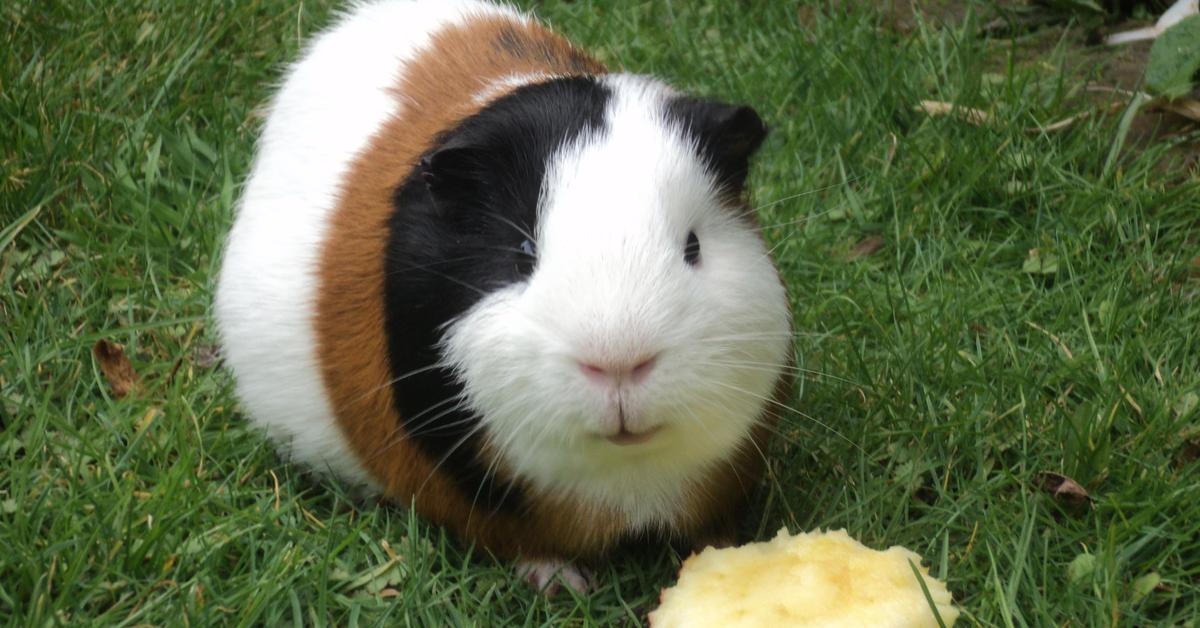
top-left (915, 100), bottom-right (991, 125)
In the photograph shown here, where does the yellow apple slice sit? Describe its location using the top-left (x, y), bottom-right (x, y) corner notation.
top-left (649, 528), bottom-right (958, 628)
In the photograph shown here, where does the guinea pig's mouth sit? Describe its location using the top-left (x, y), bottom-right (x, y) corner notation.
top-left (605, 425), bottom-right (662, 446)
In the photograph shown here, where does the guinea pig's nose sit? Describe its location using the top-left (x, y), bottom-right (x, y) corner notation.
top-left (578, 354), bottom-right (658, 386)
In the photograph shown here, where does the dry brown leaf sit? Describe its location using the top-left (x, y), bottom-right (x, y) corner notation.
top-left (1026, 321), bottom-right (1075, 360)
top-left (193, 344), bottom-right (221, 369)
top-left (1024, 110), bottom-right (1094, 134)
top-left (378, 588), bottom-right (401, 598)
top-left (301, 506), bottom-right (328, 530)
top-left (1087, 86), bottom-right (1200, 123)
top-left (135, 407), bottom-right (160, 432)
top-left (1158, 98), bottom-right (1200, 123)
top-left (847, 235), bottom-right (885, 260)
top-left (915, 100), bottom-right (990, 125)
top-left (93, 339), bottom-right (140, 398)
top-left (269, 469), bottom-right (281, 512)
top-left (1086, 84), bottom-right (1137, 96)
top-left (1178, 427), bottom-right (1200, 465)
top-left (1038, 472), bottom-right (1091, 508)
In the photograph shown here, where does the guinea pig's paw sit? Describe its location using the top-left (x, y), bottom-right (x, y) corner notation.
top-left (516, 559), bottom-right (594, 595)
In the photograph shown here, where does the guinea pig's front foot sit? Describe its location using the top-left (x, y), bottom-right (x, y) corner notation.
top-left (516, 559), bottom-right (593, 595)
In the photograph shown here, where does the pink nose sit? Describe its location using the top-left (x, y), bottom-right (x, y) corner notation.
top-left (578, 354), bottom-right (658, 385)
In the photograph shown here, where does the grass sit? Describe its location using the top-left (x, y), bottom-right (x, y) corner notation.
top-left (3, 0), bottom-right (1199, 625)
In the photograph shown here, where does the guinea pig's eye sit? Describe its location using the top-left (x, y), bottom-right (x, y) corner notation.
top-left (515, 238), bottom-right (536, 276)
top-left (684, 231), bottom-right (701, 266)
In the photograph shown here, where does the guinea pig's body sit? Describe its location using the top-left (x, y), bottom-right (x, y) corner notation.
top-left (216, 0), bottom-right (791, 589)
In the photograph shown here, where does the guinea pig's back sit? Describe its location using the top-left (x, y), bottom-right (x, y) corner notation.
top-left (214, 0), bottom-right (517, 487)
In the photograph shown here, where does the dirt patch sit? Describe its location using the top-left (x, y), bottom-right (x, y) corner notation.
top-left (1031, 28), bottom-right (1200, 177)
top-left (883, 1), bottom-right (1200, 177)
top-left (881, 0), bottom-right (979, 34)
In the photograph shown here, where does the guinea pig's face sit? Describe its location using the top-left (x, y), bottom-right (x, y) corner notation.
top-left (438, 75), bottom-right (790, 518)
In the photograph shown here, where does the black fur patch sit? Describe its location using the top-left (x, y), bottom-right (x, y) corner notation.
top-left (664, 96), bottom-right (767, 199)
top-left (383, 77), bottom-right (610, 514)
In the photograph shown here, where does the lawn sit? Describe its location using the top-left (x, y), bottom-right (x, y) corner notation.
top-left (3, 0), bottom-right (1199, 625)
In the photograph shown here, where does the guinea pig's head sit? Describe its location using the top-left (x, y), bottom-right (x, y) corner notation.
top-left (417, 75), bottom-right (790, 520)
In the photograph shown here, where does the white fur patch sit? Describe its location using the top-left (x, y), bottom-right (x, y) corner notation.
top-left (215, 0), bottom-right (523, 489)
top-left (441, 75), bottom-right (791, 530)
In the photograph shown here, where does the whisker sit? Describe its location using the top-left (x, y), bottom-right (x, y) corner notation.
top-left (678, 402), bottom-right (724, 455)
top-left (698, 393), bottom-right (809, 452)
top-left (398, 397), bottom-right (480, 448)
top-left (384, 254), bottom-right (493, 276)
top-left (350, 362), bottom-right (447, 403)
top-left (405, 406), bottom-right (478, 440)
top-left (413, 420), bottom-right (491, 501)
top-left (355, 394), bottom-right (466, 467)
top-left (466, 443), bottom-right (510, 528)
top-left (383, 257), bottom-right (494, 297)
top-left (483, 211), bottom-right (536, 244)
top-left (694, 358), bottom-right (865, 388)
top-left (695, 330), bottom-right (834, 343)
top-left (760, 233), bottom-right (790, 262)
top-left (490, 419), bottom-right (546, 514)
top-left (706, 380), bottom-right (863, 453)
top-left (758, 205), bottom-right (855, 231)
top-left (467, 407), bottom-right (552, 525)
top-left (742, 175), bottom-right (867, 217)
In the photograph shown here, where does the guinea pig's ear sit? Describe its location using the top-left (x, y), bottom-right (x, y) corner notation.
top-left (419, 141), bottom-right (490, 211)
top-left (667, 97), bottom-right (768, 194)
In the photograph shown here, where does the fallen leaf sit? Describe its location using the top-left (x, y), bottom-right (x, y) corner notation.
top-left (847, 235), bottom-right (885, 260)
top-left (1175, 392), bottom-right (1199, 417)
top-left (1154, 97), bottom-right (1200, 122)
top-left (1177, 426), bottom-right (1200, 464)
top-left (378, 588), bottom-right (401, 598)
top-left (1131, 572), bottom-right (1163, 603)
top-left (269, 469), bottom-right (281, 512)
top-left (1068, 552), bottom-right (1097, 583)
top-left (1023, 248), bottom-right (1059, 275)
top-left (1027, 321), bottom-right (1075, 360)
top-left (1003, 180), bottom-right (1032, 196)
top-left (301, 507), bottom-right (328, 530)
top-left (93, 339), bottom-right (141, 398)
top-left (336, 557), bottom-right (404, 596)
top-left (915, 100), bottom-right (991, 125)
top-left (1038, 472), bottom-right (1091, 508)
top-left (1146, 13), bottom-right (1200, 98)
top-left (135, 407), bottom-right (160, 433)
top-left (193, 344), bottom-right (221, 369)
top-left (1024, 110), bottom-right (1093, 133)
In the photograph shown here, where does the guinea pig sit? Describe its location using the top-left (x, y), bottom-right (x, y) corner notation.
top-left (214, 0), bottom-right (792, 592)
